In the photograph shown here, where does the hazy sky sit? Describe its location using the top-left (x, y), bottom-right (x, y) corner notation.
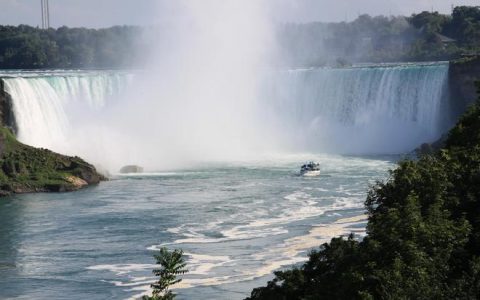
top-left (0, 0), bottom-right (479, 28)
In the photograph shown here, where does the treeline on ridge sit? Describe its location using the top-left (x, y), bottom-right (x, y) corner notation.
top-left (246, 82), bottom-right (480, 299)
top-left (0, 6), bottom-right (479, 69)
top-left (278, 5), bottom-right (480, 67)
top-left (0, 25), bottom-right (148, 69)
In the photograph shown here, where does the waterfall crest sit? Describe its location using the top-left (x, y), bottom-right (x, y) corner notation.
top-left (262, 62), bottom-right (450, 153)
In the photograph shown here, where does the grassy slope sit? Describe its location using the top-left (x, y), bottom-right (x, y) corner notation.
top-left (0, 127), bottom-right (104, 196)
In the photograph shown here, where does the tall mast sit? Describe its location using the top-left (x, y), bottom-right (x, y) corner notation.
top-left (46, 0), bottom-right (50, 28)
top-left (41, 0), bottom-right (44, 29)
top-left (40, 0), bottom-right (50, 29)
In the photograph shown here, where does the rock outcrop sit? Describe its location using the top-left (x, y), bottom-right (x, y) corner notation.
top-left (119, 165), bottom-right (144, 174)
top-left (0, 126), bottom-right (105, 197)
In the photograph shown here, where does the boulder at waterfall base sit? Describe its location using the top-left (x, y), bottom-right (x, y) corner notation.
top-left (119, 165), bottom-right (144, 174)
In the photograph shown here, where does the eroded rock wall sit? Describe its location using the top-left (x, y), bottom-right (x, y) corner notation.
top-left (449, 56), bottom-right (480, 118)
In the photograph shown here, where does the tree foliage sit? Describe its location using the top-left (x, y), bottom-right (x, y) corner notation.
top-left (143, 247), bottom-right (188, 300)
top-left (246, 83), bottom-right (480, 299)
top-left (1, 6), bottom-right (479, 69)
top-left (0, 25), bottom-right (148, 69)
top-left (278, 6), bottom-right (480, 67)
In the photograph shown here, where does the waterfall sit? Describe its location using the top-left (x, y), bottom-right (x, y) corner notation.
top-left (2, 71), bottom-right (133, 150)
top-left (261, 62), bottom-right (450, 153)
top-left (0, 63), bottom-right (451, 170)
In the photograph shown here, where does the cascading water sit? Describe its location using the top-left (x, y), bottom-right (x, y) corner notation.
top-left (261, 62), bottom-right (451, 153)
top-left (2, 71), bottom-right (133, 151)
top-left (0, 63), bottom-right (450, 170)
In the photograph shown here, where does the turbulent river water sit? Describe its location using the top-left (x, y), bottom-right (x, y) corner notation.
top-left (0, 154), bottom-right (395, 299)
top-left (0, 63), bottom-right (450, 299)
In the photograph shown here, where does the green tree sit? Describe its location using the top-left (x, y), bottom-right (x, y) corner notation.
top-left (143, 248), bottom-right (188, 300)
top-left (447, 6), bottom-right (480, 45)
top-left (0, 24), bottom-right (148, 69)
top-left (409, 11), bottom-right (450, 34)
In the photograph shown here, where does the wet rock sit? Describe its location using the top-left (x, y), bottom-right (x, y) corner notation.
top-left (119, 165), bottom-right (144, 174)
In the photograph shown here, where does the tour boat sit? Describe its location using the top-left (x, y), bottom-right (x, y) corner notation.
top-left (300, 162), bottom-right (321, 177)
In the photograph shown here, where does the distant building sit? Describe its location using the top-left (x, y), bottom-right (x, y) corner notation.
top-left (434, 33), bottom-right (456, 45)
top-left (418, 26), bottom-right (456, 48)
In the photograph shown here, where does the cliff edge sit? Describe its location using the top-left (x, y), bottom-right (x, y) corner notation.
top-left (449, 55), bottom-right (480, 118)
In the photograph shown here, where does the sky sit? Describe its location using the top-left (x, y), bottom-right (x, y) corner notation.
top-left (0, 0), bottom-right (479, 28)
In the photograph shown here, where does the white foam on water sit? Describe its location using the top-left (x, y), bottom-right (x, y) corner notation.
top-left (142, 215), bottom-right (368, 297)
top-left (87, 264), bottom-right (155, 276)
top-left (156, 180), bottom-right (368, 249)
top-left (186, 253), bottom-right (232, 275)
top-left (89, 212), bottom-right (369, 300)
top-left (155, 226), bottom-right (289, 246)
top-left (248, 214), bottom-right (368, 279)
top-left (90, 252), bottom-right (238, 300)
top-left (157, 190), bottom-right (323, 246)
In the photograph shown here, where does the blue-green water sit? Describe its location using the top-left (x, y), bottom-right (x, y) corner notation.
top-left (0, 154), bottom-right (396, 299)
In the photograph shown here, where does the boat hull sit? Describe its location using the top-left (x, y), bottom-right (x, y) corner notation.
top-left (301, 170), bottom-right (321, 177)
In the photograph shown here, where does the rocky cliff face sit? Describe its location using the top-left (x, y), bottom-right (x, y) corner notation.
top-left (0, 127), bottom-right (105, 197)
top-left (0, 80), bottom-right (16, 132)
top-left (449, 56), bottom-right (480, 118)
